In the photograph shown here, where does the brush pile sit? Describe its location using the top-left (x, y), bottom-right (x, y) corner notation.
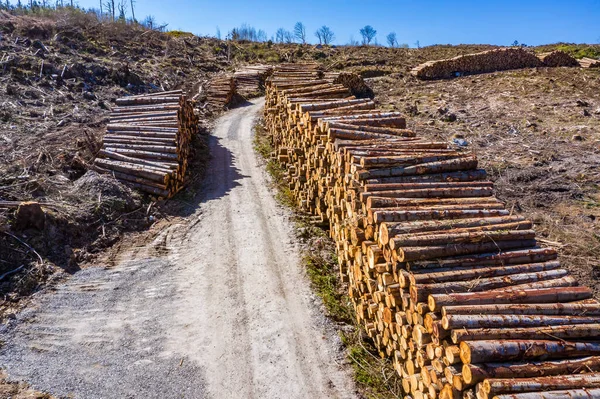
top-left (537, 51), bottom-right (579, 67)
top-left (95, 90), bottom-right (198, 198)
top-left (411, 48), bottom-right (543, 80)
top-left (264, 64), bottom-right (600, 399)
top-left (233, 65), bottom-right (273, 98)
top-left (579, 57), bottom-right (600, 68)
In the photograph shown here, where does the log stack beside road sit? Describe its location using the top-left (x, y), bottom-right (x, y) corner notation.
top-left (95, 90), bottom-right (198, 198)
top-left (205, 74), bottom-right (236, 109)
top-left (264, 63), bottom-right (600, 399)
top-left (234, 65), bottom-right (274, 98)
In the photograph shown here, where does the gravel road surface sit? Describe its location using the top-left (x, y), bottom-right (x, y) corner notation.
top-left (0, 98), bottom-right (356, 399)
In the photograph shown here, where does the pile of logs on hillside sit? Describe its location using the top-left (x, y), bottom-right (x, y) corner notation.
top-left (537, 51), bottom-right (579, 67)
top-left (205, 74), bottom-right (236, 108)
top-left (334, 72), bottom-right (375, 99)
top-left (95, 90), bottom-right (198, 198)
top-left (264, 64), bottom-right (600, 399)
top-left (411, 48), bottom-right (543, 80)
top-left (234, 65), bottom-right (273, 98)
top-left (579, 57), bottom-right (600, 68)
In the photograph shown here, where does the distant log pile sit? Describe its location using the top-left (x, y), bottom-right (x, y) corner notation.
top-left (205, 74), bottom-right (236, 109)
top-left (234, 65), bottom-right (273, 98)
top-left (411, 48), bottom-right (543, 80)
top-left (579, 57), bottom-right (600, 68)
top-left (537, 51), bottom-right (579, 67)
top-left (95, 90), bottom-right (198, 198)
top-left (264, 64), bottom-right (600, 399)
top-left (334, 72), bottom-right (374, 99)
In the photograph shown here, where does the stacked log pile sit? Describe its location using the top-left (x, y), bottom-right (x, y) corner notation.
top-left (579, 57), bottom-right (600, 68)
top-left (410, 48), bottom-right (543, 80)
top-left (537, 51), bottom-right (579, 67)
top-left (95, 90), bottom-right (198, 198)
top-left (234, 65), bottom-right (273, 98)
top-left (333, 72), bottom-right (374, 99)
top-left (205, 74), bottom-right (236, 108)
top-left (264, 64), bottom-right (600, 399)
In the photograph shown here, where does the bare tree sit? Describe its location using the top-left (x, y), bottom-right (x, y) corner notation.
top-left (129, 0), bottom-right (135, 21)
top-left (104, 0), bottom-right (115, 20)
top-left (294, 22), bottom-right (306, 44)
top-left (315, 26), bottom-right (334, 45)
top-left (257, 29), bottom-right (267, 42)
top-left (348, 35), bottom-right (359, 46)
top-left (117, 0), bottom-right (126, 21)
top-left (359, 25), bottom-right (377, 45)
top-left (386, 32), bottom-right (398, 47)
top-left (275, 28), bottom-right (286, 44)
top-left (284, 30), bottom-right (294, 43)
top-left (228, 24), bottom-right (266, 42)
top-left (143, 15), bottom-right (156, 30)
top-left (216, 26), bottom-right (221, 40)
top-left (315, 29), bottom-right (322, 44)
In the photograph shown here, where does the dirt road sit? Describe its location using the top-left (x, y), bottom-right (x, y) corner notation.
top-left (0, 99), bottom-right (356, 399)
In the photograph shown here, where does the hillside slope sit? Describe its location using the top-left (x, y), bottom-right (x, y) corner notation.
top-left (0, 9), bottom-right (228, 309)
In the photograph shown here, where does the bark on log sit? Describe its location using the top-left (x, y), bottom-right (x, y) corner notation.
top-left (462, 357), bottom-right (600, 385)
top-left (461, 340), bottom-right (600, 364)
top-left (481, 374), bottom-right (600, 397)
top-left (452, 324), bottom-right (600, 343)
top-left (428, 287), bottom-right (593, 312)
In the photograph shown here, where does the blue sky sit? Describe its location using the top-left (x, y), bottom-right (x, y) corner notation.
top-left (73, 0), bottom-right (599, 46)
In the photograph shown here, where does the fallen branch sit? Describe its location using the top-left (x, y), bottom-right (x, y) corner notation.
top-left (0, 265), bottom-right (25, 281)
top-left (0, 231), bottom-right (44, 264)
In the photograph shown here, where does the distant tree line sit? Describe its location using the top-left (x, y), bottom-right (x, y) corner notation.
top-left (225, 22), bottom-right (411, 48)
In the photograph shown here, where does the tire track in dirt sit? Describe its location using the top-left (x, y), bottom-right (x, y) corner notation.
top-left (0, 98), bottom-right (356, 399)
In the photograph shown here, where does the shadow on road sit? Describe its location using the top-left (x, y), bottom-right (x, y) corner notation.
top-left (162, 132), bottom-right (248, 218)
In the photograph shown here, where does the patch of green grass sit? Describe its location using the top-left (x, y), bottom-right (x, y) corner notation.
top-left (166, 30), bottom-right (195, 38)
top-left (303, 249), bottom-right (352, 322)
top-left (343, 332), bottom-right (403, 399)
top-left (252, 118), bottom-right (403, 399)
top-left (580, 196), bottom-right (600, 209)
top-left (555, 44), bottom-right (600, 60)
top-left (252, 120), bottom-right (295, 208)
